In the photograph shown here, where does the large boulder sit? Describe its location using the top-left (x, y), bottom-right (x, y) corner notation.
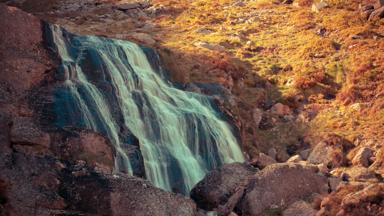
top-left (238, 163), bottom-right (328, 216)
top-left (307, 135), bottom-right (353, 168)
top-left (190, 163), bottom-right (257, 213)
top-left (63, 169), bottom-right (198, 216)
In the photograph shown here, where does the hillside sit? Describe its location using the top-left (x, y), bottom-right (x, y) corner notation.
top-left (1, 0), bottom-right (384, 215)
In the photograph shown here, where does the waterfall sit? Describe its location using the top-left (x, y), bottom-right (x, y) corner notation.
top-left (45, 24), bottom-right (244, 194)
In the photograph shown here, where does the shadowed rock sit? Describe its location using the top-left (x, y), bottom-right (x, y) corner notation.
top-left (190, 163), bottom-right (257, 213)
top-left (238, 163), bottom-right (328, 216)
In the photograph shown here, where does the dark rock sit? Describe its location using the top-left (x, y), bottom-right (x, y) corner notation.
top-left (190, 163), bottom-right (257, 212)
top-left (64, 172), bottom-right (197, 216)
top-left (238, 163), bottom-right (328, 216)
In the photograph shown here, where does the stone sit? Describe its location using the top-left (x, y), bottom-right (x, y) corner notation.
top-left (10, 117), bottom-right (50, 148)
top-left (283, 200), bottom-right (316, 216)
top-left (270, 103), bottom-right (291, 116)
top-left (252, 108), bottom-right (263, 128)
top-left (352, 147), bottom-right (374, 167)
top-left (287, 155), bottom-right (303, 163)
top-left (196, 27), bottom-right (215, 34)
top-left (190, 163), bottom-right (257, 211)
top-left (318, 182), bottom-right (384, 216)
top-left (311, 1), bottom-right (328, 13)
top-left (251, 153), bottom-right (277, 169)
top-left (360, 5), bottom-right (375, 20)
top-left (329, 177), bottom-right (342, 192)
top-left (194, 41), bottom-right (225, 51)
top-left (268, 147), bottom-right (278, 160)
top-left (307, 135), bottom-right (353, 168)
top-left (128, 32), bottom-right (156, 46)
top-left (238, 163), bottom-right (328, 215)
top-left (300, 149), bottom-right (311, 160)
top-left (343, 167), bottom-right (381, 182)
top-left (368, 6), bottom-right (384, 21)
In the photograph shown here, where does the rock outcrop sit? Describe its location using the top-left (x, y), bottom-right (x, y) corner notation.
top-left (190, 163), bottom-right (257, 214)
top-left (238, 163), bottom-right (328, 216)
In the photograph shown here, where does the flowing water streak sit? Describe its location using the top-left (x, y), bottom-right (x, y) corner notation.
top-left (48, 24), bottom-right (244, 194)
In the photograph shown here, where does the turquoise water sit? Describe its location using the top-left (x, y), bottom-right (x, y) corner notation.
top-left (46, 24), bottom-right (244, 194)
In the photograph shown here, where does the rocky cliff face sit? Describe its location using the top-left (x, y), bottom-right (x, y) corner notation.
top-left (0, 4), bottom-right (198, 215)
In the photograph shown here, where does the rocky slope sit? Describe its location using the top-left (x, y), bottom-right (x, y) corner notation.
top-left (1, 0), bottom-right (384, 215)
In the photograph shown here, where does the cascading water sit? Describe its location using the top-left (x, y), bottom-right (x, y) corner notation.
top-left (45, 24), bottom-right (244, 194)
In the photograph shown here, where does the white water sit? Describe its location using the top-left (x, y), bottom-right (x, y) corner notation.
top-left (48, 24), bottom-right (244, 194)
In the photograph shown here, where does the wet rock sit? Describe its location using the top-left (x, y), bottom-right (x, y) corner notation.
top-left (283, 200), bottom-right (316, 216)
top-left (251, 153), bottom-right (277, 169)
top-left (238, 163), bottom-right (328, 216)
top-left (10, 117), bottom-right (50, 148)
top-left (307, 135), bottom-right (353, 169)
top-left (190, 163), bottom-right (257, 211)
top-left (352, 147), bottom-right (374, 167)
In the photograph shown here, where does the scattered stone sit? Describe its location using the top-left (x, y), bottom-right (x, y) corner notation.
top-left (252, 108), bottom-right (263, 128)
top-left (307, 135), bottom-right (353, 168)
top-left (311, 1), bottom-right (328, 13)
top-left (194, 41), bottom-right (225, 51)
top-left (351, 30), bottom-right (384, 40)
top-left (360, 5), bottom-right (375, 20)
top-left (270, 103), bottom-right (292, 116)
top-left (283, 200), bottom-right (316, 216)
top-left (190, 163), bottom-right (257, 211)
top-left (287, 155), bottom-right (303, 163)
top-left (128, 32), bottom-right (156, 46)
top-left (238, 163), bottom-right (328, 215)
top-left (268, 148), bottom-right (278, 160)
top-left (369, 6), bottom-right (384, 21)
top-left (343, 167), bottom-right (381, 182)
top-left (251, 152), bottom-right (277, 169)
top-left (352, 147), bottom-right (374, 167)
top-left (329, 177), bottom-right (342, 192)
top-left (300, 149), bottom-right (311, 160)
top-left (196, 27), bottom-right (215, 35)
